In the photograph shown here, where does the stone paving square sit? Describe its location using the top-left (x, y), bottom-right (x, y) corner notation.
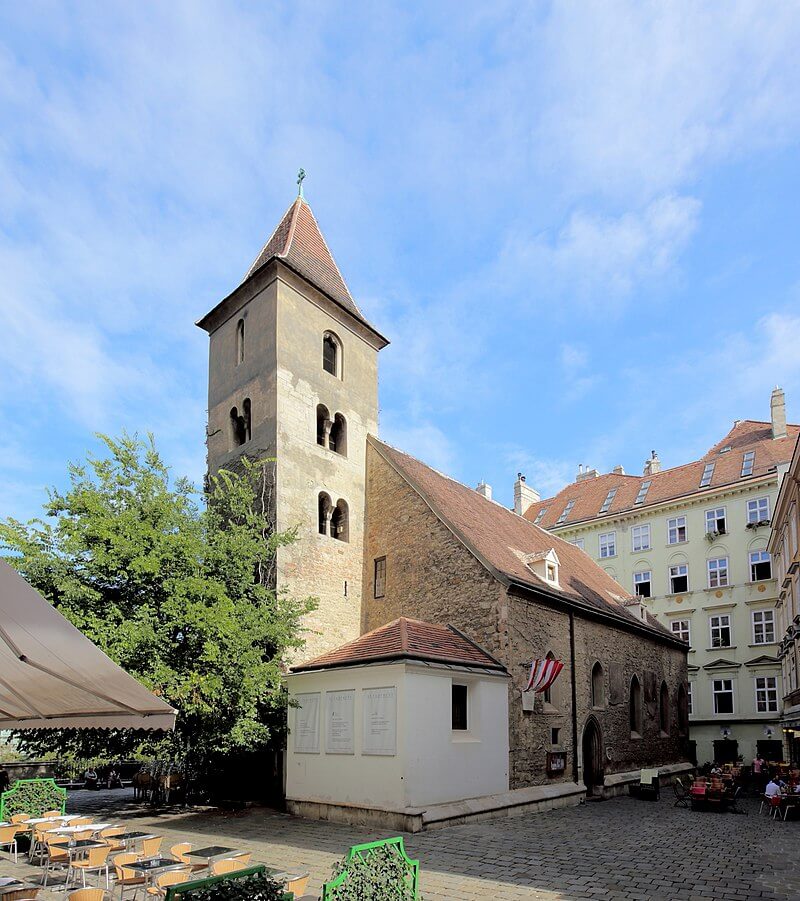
top-left (0, 789), bottom-right (797, 899)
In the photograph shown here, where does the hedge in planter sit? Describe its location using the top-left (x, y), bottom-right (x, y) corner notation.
top-left (165, 869), bottom-right (289, 901)
top-left (323, 837), bottom-right (420, 900)
top-left (0, 778), bottom-right (67, 820)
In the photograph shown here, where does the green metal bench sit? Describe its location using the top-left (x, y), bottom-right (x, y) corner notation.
top-left (163, 864), bottom-right (293, 900)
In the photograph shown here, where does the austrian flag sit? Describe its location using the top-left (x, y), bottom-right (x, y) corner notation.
top-left (523, 658), bottom-right (564, 693)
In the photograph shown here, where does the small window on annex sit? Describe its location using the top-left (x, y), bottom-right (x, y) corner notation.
top-left (322, 331), bottom-right (342, 378)
top-left (452, 684), bottom-right (468, 731)
top-left (373, 556), bottom-right (386, 599)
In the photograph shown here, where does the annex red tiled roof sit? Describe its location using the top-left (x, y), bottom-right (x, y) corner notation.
top-left (291, 617), bottom-right (507, 672)
top-left (369, 438), bottom-right (674, 640)
top-left (243, 197), bottom-right (378, 334)
top-left (526, 420), bottom-right (800, 530)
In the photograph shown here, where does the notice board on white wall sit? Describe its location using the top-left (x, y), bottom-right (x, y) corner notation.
top-left (326, 690), bottom-right (355, 754)
top-left (294, 692), bottom-right (321, 754)
top-left (362, 686), bottom-right (396, 756)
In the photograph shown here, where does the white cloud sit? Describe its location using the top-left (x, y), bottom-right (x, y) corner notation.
top-left (380, 415), bottom-right (457, 475)
top-left (500, 445), bottom-right (575, 499)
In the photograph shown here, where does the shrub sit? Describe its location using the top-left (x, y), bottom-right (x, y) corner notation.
top-left (0, 778), bottom-right (66, 820)
top-left (324, 840), bottom-right (420, 900)
top-left (176, 872), bottom-right (286, 901)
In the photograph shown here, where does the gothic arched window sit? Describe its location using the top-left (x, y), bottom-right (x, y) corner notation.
top-left (323, 331), bottom-right (342, 378)
top-left (236, 318), bottom-right (245, 364)
top-left (630, 675), bottom-right (642, 736)
top-left (230, 406), bottom-right (246, 449)
top-left (591, 662), bottom-right (605, 708)
top-left (331, 499), bottom-right (349, 543)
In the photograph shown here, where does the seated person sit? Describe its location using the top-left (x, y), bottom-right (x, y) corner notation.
top-left (84, 767), bottom-right (98, 790)
top-left (764, 777), bottom-right (782, 798)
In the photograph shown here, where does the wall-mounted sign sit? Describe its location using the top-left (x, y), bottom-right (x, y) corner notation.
top-left (326, 690), bottom-right (355, 754)
top-left (294, 692), bottom-right (321, 754)
top-left (547, 751), bottom-right (567, 777)
top-left (363, 686), bottom-right (396, 756)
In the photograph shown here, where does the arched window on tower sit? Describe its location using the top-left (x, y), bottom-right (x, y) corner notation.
top-left (316, 404), bottom-right (331, 448)
top-left (591, 662), bottom-right (605, 708)
top-left (230, 406), bottom-right (246, 449)
top-left (318, 492), bottom-right (332, 536)
top-left (659, 681), bottom-right (670, 735)
top-left (323, 331), bottom-right (342, 378)
top-left (629, 675), bottom-right (642, 736)
top-left (331, 499), bottom-right (349, 543)
top-left (329, 413), bottom-right (347, 456)
top-left (242, 398), bottom-right (252, 442)
top-left (236, 318), bottom-right (245, 364)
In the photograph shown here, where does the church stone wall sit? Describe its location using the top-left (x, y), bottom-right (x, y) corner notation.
top-left (364, 443), bottom-right (689, 790)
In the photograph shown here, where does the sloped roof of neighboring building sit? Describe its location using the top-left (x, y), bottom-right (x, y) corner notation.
top-left (368, 438), bottom-right (678, 643)
top-left (527, 420), bottom-right (800, 530)
top-left (291, 617), bottom-right (507, 672)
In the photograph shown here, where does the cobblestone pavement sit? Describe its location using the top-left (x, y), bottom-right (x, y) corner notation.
top-left (2, 789), bottom-right (798, 899)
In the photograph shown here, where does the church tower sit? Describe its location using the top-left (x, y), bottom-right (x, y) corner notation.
top-left (197, 190), bottom-right (389, 661)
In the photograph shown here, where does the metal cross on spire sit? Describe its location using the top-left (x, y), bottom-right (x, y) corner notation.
top-left (297, 168), bottom-right (306, 198)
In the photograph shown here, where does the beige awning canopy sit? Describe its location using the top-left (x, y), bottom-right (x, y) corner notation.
top-left (0, 561), bottom-right (176, 731)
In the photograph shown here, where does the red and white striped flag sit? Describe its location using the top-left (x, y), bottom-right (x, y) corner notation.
top-left (523, 658), bottom-right (564, 693)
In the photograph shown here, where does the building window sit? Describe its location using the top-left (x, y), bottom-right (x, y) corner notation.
top-left (551, 727), bottom-right (560, 746)
top-left (330, 499), bottom-right (349, 543)
top-left (316, 403), bottom-right (331, 447)
top-left (671, 619), bottom-right (690, 644)
top-left (229, 402), bottom-right (251, 448)
top-left (700, 462), bottom-right (715, 487)
top-left (236, 318), bottom-right (245, 364)
top-left (747, 497), bottom-right (770, 524)
top-left (599, 531), bottom-right (616, 558)
top-left (534, 507), bottom-right (548, 525)
top-left (634, 570), bottom-right (652, 598)
top-left (571, 538), bottom-right (585, 550)
top-left (741, 450), bottom-right (755, 477)
top-left (669, 564), bottom-right (689, 594)
top-left (668, 516), bottom-right (687, 544)
top-left (591, 662), bottom-right (605, 707)
top-left (634, 480), bottom-right (652, 505)
top-left (373, 556), bottom-right (386, 599)
top-left (749, 550), bottom-right (772, 581)
top-left (686, 682), bottom-right (693, 716)
top-left (546, 562), bottom-right (557, 582)
top-left (752, 610), bottom-right (775, 645)
top-left (329, 413), bottom-right (347, 456)
top-left (599, 488), bottom-right (618, 514)
top-left (318, 492), bottom-right (332, 535)
top-left (705, 507), bottom-right (726, 535)
top-left (631, 524), bottom-right (651, 552)
top-left (659, 682), bottom-right (670, 735)
top-left (707, 557), bottom-right (729, 588)
top-left (677, 683), bottom-right (688, 733)
top-left (712, 678), bottom-right (734, 714)
top-left (629, 675), bottom-right (642, 735)
top-left (452, 684), bottom-right (468, 730)
top-left (556, 500), bottom-right (576, 524)
top-left (543, 651), bottom-right (557, 706)
top-left (710, 614), bottom-right (732, 648)
top-left (754, 676), bottom-right (778, 713)
top-left (322, 331), bottom-right (342, 378)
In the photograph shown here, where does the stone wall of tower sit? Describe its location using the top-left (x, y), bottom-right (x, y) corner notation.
top-left (274, 268), bottom-right (380, 662)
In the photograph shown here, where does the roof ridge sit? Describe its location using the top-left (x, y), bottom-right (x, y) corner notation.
top-left (280, 197), bottom-right (303, 257)
top-left (299, 201), bottom-right (363, 316)
top-left (242, 199), bottom-right (297, 281)
top-left (398, 616), bottom-right (409, 652)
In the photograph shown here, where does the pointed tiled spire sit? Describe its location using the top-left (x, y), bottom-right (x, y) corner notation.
top-left (244, 197), bottom-right (368, 327)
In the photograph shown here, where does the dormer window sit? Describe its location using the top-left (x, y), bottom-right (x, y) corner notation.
top-left (525, 548), bottom-right (560, 587)
top-left (599, 488), bottom-right (617, 514)
top-left (556, 500), bottom-right (575, 524)
top-left (700, 462), bottom-right (714, 487)
top-left (634, 480), bottom-right (651, 505)
top-left (533, 507), bottom-right (548, 525)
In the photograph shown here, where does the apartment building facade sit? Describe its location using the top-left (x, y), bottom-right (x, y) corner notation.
top-left (768, 430), bottom-right (800, 765)
top-left (522, 389), bottom-right (797, 765)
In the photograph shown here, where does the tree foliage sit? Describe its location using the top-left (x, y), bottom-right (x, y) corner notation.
top-left (0, 433), bottom-right (315, 765)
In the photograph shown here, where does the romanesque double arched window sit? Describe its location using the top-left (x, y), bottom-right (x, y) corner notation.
top-left (315, 405), bottom-right (347, 456)
top-left (230, 398), bottom-right (252, 449)
top-left (318, 493), bottom-right (349, 542)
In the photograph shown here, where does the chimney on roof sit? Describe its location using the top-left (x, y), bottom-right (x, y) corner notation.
top-left (643, 450), bottom-right (661, 476)
top-left (513, 473), bottom-right (540, 516)
top-left (475, 480), bottom-right (492, 501)
top-left (612, 465), bottom-right (625, 475)
top-left (576, 465), bottom-right (599, 482)
top-left (771, 386), bottom-right (787, 440)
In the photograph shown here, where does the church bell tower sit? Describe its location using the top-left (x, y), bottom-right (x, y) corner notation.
top-left (197, 186), bottom-right (389, 661)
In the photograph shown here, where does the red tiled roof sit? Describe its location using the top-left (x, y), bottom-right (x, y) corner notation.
top-left (369, 438), bottom-right (675, 640)
top-left (243, 197), bottom-right (380, 335)
top-left (291, 617), bottom-right (507, 672)
top-left (526, 420), bottom-right (800, 530)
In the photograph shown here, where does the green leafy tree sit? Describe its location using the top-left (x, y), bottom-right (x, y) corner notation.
top-left (0, 433), bottom-right (315, 770)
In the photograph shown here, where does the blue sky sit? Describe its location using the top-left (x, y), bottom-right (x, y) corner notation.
top-left (2, 1), bottom-right (800, 519)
